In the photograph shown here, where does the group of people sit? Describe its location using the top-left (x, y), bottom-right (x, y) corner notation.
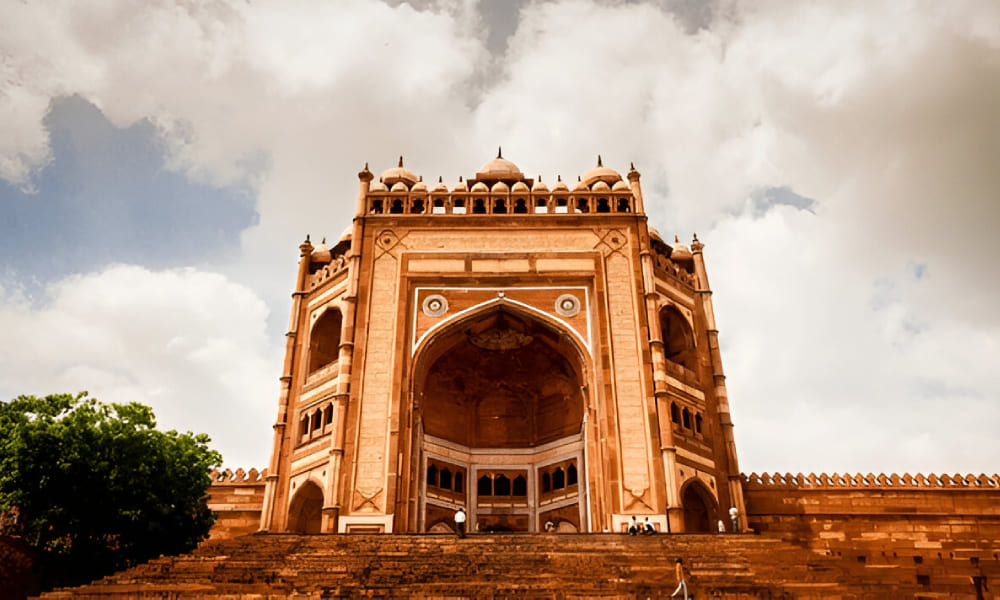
top-left (627, 515), bottom-right (657, 535)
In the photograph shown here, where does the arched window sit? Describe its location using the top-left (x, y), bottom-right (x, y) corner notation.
top-left (492, 198), bottom-right (507, 214)
top-left (472, 199), bottom-right (487, 214)
top-left (574, 198), bottom-right (589, 213)
top-left (478, 475), bottom-right (492, 496)
top-left (494, 474), bottom-right (511, 496)
top-left (553, 467), bottom-right (565, 490)
top-left (427, 465), bottom-right (438, 487)
top-left (616, 197), bottom-right (631, 212)
top-left (682, 408), bottom-right (691, 429)
top-left (410, 198), bottom-right (425, 214)
top-left (512, 475), bottom-right (527, 496)
top-left (555, 197), bottom-right (568, 213)
top-left (300, 415), bottom-right (310, 439)
top-left (323, 404), bottom-right (333, 428)
top-left (370, 199), bottom-right (384, 214)
top-left (432, 198), bottom-right (446, 214)
top-left (671, 402), bottom-right (681, 424)
top-left (308, 308), bottom-right (343, 373)
top-left (659, 305), bottom-right (696, 372)
top-left (542, 472), bottom-right (551, 493)
top-left (535, 198), bottom-right (548, 213)
top-left (567, 464), bottom-right (578, 486)
top-left (596, 198), bottom-right (610, 213)
top-left (389, 199), bottom-right (404, 214)
top-left (454, 472), bottom-right (464, 493)
top-left (440, 468), bottom-right (452, 490)
top-left (695, 413), bottom-right (703, 434)
top-left (453, 198), bottom-right (467, 214)
top-left (312, 409), bottom-right (322, 432)
top-left (513, 198), bottom-right (528, 213)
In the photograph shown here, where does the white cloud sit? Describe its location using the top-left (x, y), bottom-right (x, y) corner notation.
top-left (1, 0), bottom-right (999, 474)
top-left (0, 265), bottom-right (281, 468)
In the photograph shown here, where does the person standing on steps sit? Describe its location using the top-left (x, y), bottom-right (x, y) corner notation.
top-left (671, 558), bottom-right (689, 599)
top-left (454, 507), bottom-right (466, 538)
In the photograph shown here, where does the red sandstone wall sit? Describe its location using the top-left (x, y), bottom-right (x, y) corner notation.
top-left (742, 472), bottom-right (1000, 585)
top-left (206, 468), bottom-right (266, 540)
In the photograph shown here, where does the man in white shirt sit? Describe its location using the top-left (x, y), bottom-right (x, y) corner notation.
top-left (454, 507), bottom-right (467, 538)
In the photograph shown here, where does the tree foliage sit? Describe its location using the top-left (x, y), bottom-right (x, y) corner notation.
top-left (0, 392), bottom-right (222, 588)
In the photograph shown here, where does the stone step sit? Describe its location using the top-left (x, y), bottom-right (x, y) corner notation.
top-left (39, 532), bottom-right (995, 599)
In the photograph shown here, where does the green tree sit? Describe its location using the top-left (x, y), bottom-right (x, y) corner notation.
top-left (0, 392), bottom-right (222, 589)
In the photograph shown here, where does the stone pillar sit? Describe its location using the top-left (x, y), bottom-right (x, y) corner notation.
top-left (631, 165), bottom-right (683, 531)
top-left (260, 236), bottom-right (313, 532)
top-left (321, 164), bottom-right (372, 532)
top-left (691, 236), bottom-right (747, 529)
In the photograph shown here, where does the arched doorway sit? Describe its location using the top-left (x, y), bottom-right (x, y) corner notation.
top-left (681, 480), bottom-right (716, 533)
top-left (413, 306), bottom-right (588, 532)
top-left (287, 481), bottom-right (323, 533)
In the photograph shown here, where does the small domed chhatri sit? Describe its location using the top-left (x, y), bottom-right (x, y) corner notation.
top-left (581, 155), bottom-right (623, 186)
top-left (310, 237), bottom-right (331, 263)
top-left (381, 156), bottom-right (419, 187)
top-left (475, 147), bottom-right (525, 182)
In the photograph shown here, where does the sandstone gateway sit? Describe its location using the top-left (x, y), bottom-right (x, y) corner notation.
top-left (47, 154), bottom-right (1000, 597)
top-left (260, 151), bottom-right (740, 537)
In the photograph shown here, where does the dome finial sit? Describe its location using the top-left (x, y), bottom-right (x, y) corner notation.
top-left (597, 155), bottom-right (603, 167)
top-left (398, 155), bottom-right (404, 168)
top-left (497, 146), bottom-right (503, 159)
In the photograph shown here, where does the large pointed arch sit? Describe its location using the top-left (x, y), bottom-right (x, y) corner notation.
top-left (413, 304), bottom-right (589, 448)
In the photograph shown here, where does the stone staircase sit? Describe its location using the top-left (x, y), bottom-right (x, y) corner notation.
top-left (36, 532), bottom-right (991, 599)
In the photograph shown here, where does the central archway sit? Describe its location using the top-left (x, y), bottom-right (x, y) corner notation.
top-left (413, 305), bottom-right (588, 533)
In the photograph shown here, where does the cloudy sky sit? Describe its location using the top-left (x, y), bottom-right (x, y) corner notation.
top-left (2, 0), bottom-right (998, 476)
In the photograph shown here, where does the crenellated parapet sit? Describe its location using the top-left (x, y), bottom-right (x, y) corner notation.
top-left (360, 152), bottom-right (642, 217)
top-left (742, 471), bottom-right (1000, 489)
top-left (210, 467), bottom-right (268, 484)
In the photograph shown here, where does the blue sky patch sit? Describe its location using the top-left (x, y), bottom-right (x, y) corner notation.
top-left (0, 95), bottom-right (258, 296)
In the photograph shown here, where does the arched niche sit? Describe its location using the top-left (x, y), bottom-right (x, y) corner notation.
top-left (308, 307), bottom-right (342, 374)
top-left (659, 305), bottom-right (696, 372)
top-left (415, 306), bottom-right (586, 449)
top-left (680, 479), bottom-right (717, 533)
top-left (287, 480), bottom-right (324, 533)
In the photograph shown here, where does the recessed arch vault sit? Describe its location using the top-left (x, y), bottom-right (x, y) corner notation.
top-left (413, 304), bottom-right (588, 448)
